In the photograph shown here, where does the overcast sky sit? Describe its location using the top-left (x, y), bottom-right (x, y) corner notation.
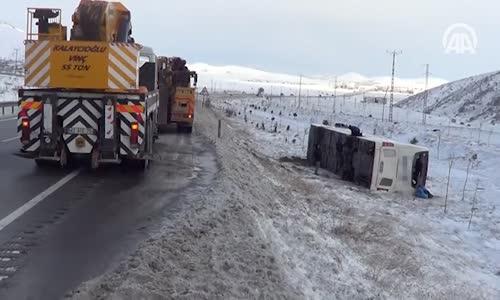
top-left (2, 0), bottom-right (500, 80)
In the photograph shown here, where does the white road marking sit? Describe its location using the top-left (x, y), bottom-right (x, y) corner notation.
top-left (0, 118), bottom-right (16, 122)
top-left (0, 170), bottom-right (80, 232)
top-left (2, 136), bottom-right (18, 143)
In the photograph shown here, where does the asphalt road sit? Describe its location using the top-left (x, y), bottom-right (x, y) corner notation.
top-left (0, 116), bottom-right (217, 300)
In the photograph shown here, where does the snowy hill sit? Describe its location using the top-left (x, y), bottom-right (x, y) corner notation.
top-left (189, 63), bottom-right (447, 97)
top-left (397, 71), bottom-right (500, 124)
top-left (0, 22), bottom-right (25, 60)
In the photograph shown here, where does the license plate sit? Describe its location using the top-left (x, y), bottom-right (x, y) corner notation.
top-left (65, 127), bottom-right (96, 135)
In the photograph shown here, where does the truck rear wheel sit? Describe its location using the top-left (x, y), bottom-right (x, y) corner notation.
top-left (90, 148), bottom-right (100, 170)
top-left (140, 118), bottom-right (153, 170)
top-left (60, 144), bottom-right (69, 169)
top-left (139, 158), bottom-right (149, 170)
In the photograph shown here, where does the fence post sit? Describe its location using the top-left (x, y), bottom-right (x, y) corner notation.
top-left (444, 159), bottom-right (454, 214)
top-left (217, 120), bottom-right (221, 138)
top-left (437, 133), bottom-right (442, 160)
top-left (1, 106), bottom-right (4, 115)
top-left (478, 124), bottom-right (482, 144)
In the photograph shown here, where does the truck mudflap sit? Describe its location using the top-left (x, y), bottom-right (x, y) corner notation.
top-left (17, 98), bottom-right (42, 153)
top-left (116, 101), bottom-right (147, 156)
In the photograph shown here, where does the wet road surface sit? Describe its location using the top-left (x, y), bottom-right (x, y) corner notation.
top-left (0, 118), bottom-right (217, 299)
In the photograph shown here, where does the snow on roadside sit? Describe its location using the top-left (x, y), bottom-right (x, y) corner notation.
top-left (69, 105), bottom-right (304, 299)
top-left (209, 93), bottom-right (500, 298)
top-left (0, 75), bottom-right (22, 102)
top-left (70, 96), bottom-right (499, 299)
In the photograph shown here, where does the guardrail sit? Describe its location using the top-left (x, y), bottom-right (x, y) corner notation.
top-left (0, 71), bottom-right (24, 78)
top-left (0, 101), bottom-right (17, 117)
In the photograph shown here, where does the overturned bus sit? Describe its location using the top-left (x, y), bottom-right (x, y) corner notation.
top-left (307, 124), bottom-right (429, 193)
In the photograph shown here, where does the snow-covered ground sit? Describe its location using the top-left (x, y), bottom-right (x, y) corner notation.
top-left (398, 71), bottom-right (500, 124)
top-left (0, 75), bottom-right (22, 102)
top-left (208, 93), bottom-right (500, 297)
top-left (70, 94), bottom-right (499, 299)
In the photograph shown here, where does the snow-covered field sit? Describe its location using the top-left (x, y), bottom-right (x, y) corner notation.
top-left (210, 93), bottom-right (500, 295)
top-left (70, 94), bottom-right (499, 299)
top-left (190, 63), bottom-right (447, 99)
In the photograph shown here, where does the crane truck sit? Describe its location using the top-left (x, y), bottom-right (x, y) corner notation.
top-left (157, 57), bottom-right (198, 133)
top-left (18, 1), bottom-right (159, 169)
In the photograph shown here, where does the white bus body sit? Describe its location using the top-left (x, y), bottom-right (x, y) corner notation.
top-left (308, 125), bottom-right (429, 193)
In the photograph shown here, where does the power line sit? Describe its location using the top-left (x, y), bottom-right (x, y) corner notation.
top-left (13, 49), bottom-right (20, 75)
top-left (387, 50), bottom-right (403, 122)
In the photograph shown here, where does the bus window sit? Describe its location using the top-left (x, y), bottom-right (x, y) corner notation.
top-left (353, 139), bottom-right (375, 188)
top-left (139, 56), bottom-right (150, 67)
top-left (383, 149), bottom-right (397, 158)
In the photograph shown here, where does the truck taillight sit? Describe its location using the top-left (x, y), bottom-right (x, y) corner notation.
top-left (21, 118), bottom-right (30, 144)
top-left (130, 122), bottom-right (139, 146)
top-left (188, 114), bottom-right (193, 119)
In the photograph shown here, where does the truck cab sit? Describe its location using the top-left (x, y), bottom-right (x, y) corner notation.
top-left (139, 46), bottom-right (158, 92)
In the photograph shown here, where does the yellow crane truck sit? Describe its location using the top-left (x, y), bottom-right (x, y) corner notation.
top-left (157, 57), bottom-right (198, 133)
top-left (18, 1), bottom-right (159, 169)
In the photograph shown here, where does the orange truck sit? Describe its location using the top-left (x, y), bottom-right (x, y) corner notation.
top-left (157, 57), bottom-right (198, 133)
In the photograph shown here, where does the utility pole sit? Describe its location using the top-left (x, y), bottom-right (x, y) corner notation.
top-left (279, 87), bottom-right (283, 110)
top-left (333, 76), bottom-right (338, 114)
top-left (382, 86), bottom-right (389, 121)
top-left (423, 64), bottom-right (429, 125)
top-left (14, 48), bottom-right (20, 74)
top-left (298, 74), bottom-right (302, 109)
top-left (387, 50), bottom-right (402, 122)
